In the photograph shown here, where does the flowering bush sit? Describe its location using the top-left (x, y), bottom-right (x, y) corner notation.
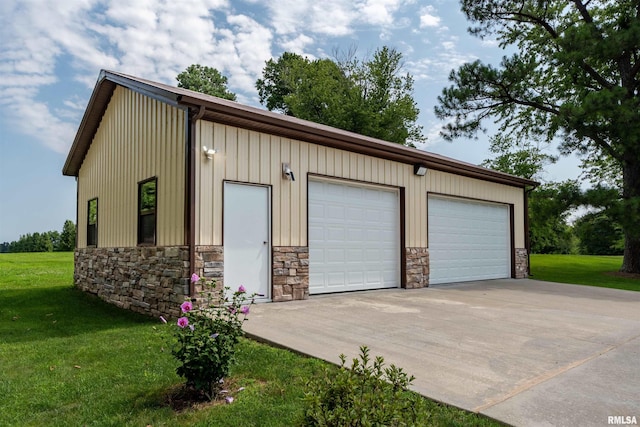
top-left (163, 273), bottom-right (256, 400)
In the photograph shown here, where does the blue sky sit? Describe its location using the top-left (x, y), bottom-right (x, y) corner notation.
top-left (0, 0), bottom-right (581, 243)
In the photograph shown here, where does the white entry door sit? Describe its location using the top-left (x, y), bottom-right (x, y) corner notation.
top-left (224, 182), bottom-right (270, 301)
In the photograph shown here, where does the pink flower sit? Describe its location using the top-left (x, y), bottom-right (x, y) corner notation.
top-left (159, 316), bottom-right (167, 324)
top-left (238, 285), bottom-right (246, 293)
top-left (225, 396), bottom-right (234, 404)
top-left (228, 307), bottom-right (237, 315)
top-left (181, 301), bottom-right (193, 313)
top-left (190, 273), bottom-right (200, 283)
top-left (177, 317), bottom-right (189, 328)
top-left (240, 306), bottom-right (250, 315)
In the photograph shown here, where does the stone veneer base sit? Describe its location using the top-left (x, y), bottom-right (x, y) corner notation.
top-left (74, 245), bottom-right (528, 317)
top-left (405, 247), bottom-right (429, 288)
top-left (75, 246), bottom-right (189, 318)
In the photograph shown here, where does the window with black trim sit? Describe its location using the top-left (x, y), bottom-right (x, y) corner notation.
top-left (138, 178), bottom-right (157, 245)
top-left (87, 198), bottom-right (98, 246)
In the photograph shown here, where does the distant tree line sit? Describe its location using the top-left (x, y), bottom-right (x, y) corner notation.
top-left (0, 220), bottom-right (76, 253)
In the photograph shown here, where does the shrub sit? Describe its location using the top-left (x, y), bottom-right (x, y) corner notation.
top-left (162, 274), bottom-right (255, 400)
top-left (302, 346), bottom-right (431, 426)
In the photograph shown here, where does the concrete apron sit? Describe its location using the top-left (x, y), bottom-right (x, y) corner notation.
top-left (244, 279), bottom-right (640, 427)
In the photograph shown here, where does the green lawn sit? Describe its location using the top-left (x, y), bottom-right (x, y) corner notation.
top-left (0, 252), bottom-right (499, 426)
top-left (530, 254), bottom-right (640, 291)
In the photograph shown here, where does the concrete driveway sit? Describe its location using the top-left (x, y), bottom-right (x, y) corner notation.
top-left (244, 279), bottom-right (640, 427)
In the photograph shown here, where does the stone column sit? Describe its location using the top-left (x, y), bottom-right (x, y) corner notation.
top-left (405, 247), bottom-right (429, 288)
top-left (515, 248), bottom-right (528, 279)
top-left (272, 246), bottom-right (309, 301)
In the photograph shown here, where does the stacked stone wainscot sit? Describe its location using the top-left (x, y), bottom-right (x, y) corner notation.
top-left (74, 246), bottom-right (190, 318)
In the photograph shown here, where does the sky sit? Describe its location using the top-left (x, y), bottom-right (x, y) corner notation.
top-left (0, 0), bottom-right (582, 243)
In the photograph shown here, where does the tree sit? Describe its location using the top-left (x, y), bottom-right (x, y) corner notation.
top-left (47, 230), bottom-right (61, 251)
top-left (529, 181), bottom-right (581, 254)
top-left (574, 212), bottom-right (624, 255)
top-left (58, 220), bottom-right (76, 251)
top-left (481, 135), bottom-right (557, 180)
top-left (256, 47), bottom-right (424, 146)
top-left (436, 1), bottom-right (640, 273)
top-left (479, 135), bottom-right (577, 253)
top-left (177, 65), bottom-right (237, 101)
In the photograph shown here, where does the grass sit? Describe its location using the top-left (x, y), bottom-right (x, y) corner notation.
top-left (530, 254), bottom-right (640, 291)
top-left (0, 252), bottom-right (499, 426)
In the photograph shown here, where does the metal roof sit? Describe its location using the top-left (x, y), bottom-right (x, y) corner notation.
top-left (62, 69), bottom-right (538, 189)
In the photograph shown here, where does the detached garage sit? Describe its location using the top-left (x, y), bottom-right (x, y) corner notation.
top-left (63, 70), bottom-right (537, 317)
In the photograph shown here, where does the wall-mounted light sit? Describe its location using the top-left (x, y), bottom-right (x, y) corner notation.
top-left (282, 163), bottom-right (295, 181)
top-left (202, 146), bottom-right (217, 160)
top-left (414, 164), bottom-right (428, 176)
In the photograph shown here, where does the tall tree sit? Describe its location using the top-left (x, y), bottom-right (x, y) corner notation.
top-left (481, 135), bottom-right (557, 180)
top-left (58, 220), bottom-right (76, 251)
top-left (256, 47), bottom-right (424, 146)
top-left (177, 64), bottom-right (237, 101)
top-left (436, 1), bottom-right (640, 273)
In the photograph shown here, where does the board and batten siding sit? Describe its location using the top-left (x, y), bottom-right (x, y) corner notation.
top-left (195, 121), bottom-right (526, 249)
top-left (77, 86), bottom-right (186, 248)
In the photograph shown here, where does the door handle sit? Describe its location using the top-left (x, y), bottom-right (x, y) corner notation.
top-left (263, 241), bottom-right (268, 245)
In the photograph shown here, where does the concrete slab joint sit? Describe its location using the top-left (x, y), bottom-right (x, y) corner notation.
top-left (273, 246), bottom-right (309, 302)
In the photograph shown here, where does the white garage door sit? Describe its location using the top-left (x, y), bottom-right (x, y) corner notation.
top-left (428, 196), bottom-right (510, 284)
top-left (309, 179), bottom-right (400, 294)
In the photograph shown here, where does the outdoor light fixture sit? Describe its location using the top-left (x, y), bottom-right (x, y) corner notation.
top-left (202, 146), bottom-right (217, 160)
top-left (414, 164), bottom-right (428, 176)
top-left (282, 163), bottom-right (295, 181)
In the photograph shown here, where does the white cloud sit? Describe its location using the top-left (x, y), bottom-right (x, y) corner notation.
top-left (481, 38), bottom-right (500, 47)
top-left (442, 40), bottom-right (456, 51)
top-left (263, 0), bottom-right (410, 38)
top-left (357, 0), bottom-right (403, 26)
top-left (0, 0), bottom-right (474, 157)
top-left (221, 14), bottom-right (274, 93)
top-left (279, 34), bottom-right (316, 55)
top-left (406, 39), bottom-right (476, 82)
top-left (15, 100), bottom-right (77, 154)
top-left (419, 5), bottom-right (441, 28)
top-left (0, 0), bottom-right (275, 154)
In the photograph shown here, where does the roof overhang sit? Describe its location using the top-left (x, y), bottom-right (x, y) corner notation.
top-left (63, 70), bottom-right (539, 189)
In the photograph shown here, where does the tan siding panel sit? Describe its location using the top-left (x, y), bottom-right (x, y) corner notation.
top-left (195, 123), bottom-right (526, 250)
top-left (77, 86), bottom-right (186, 248)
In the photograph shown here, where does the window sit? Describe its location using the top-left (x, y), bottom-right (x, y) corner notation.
top-left (138, 178), bottom-right (157, 245)
top-left (87, 198), bottom-right (98, 246)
